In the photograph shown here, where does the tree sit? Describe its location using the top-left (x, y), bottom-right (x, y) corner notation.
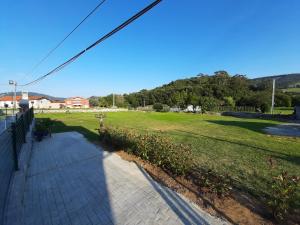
top-left (190, 94), bottom-right (200, 112)
top-left (292, 95), bottom-right (300, 106)
top-left (238, 92), bottom-right (271, 113)
top-left (224, 96), bottom-right (235, 107)
top-left (89, 97), bottom-right (99, 107)
top-left (275, 93), bottom-right (292, 107)
top-left (99, 97), bottom-right (109, 107)
top-left (199, 97), bottom-right (220, 112)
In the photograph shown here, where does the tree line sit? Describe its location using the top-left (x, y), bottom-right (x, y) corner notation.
top-left (89, 71), bottom-right (299, 112)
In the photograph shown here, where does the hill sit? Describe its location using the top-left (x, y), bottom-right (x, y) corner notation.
top-left (122, 71), bottom-right (300, 110)
top-left (251, 73), bottom-right (300, 89)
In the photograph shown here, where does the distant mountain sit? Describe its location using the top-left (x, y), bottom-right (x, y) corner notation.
top-left (251, 73), bottom-right (300, 89)
top-left (0, 92), bottom-right (65, 101)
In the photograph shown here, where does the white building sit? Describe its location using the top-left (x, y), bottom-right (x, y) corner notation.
top-left (0, 96), bottom-right (20, 108)
top-left (0, 93), bottom-right (65, 109)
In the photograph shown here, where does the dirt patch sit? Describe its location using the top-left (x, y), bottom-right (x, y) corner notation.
top-left (116, 150), bottom-right (273, 225)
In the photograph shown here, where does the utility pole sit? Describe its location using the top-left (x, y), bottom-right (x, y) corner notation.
top-left (112, 93), bottom-right (115, 108)
top-left (9, 80), bottom-right (17, 115)
top-left (271, 79), bottom-right (276, 114)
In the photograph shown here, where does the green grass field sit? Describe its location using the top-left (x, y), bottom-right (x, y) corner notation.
top-left (283, 87), bottom-right (300, 93)
top-left (36, 112), bottom-right (300, 203)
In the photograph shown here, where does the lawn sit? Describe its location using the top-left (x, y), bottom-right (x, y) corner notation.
top-left (283, 87), bottom-right (300, 93)
top-left (36, 112), bottom-right (300, 204)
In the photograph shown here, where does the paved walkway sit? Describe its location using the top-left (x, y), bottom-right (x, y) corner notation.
top-left (12, 132), bottom-right (228, 225)
top-left (264, 123), bottom-right (300, 137)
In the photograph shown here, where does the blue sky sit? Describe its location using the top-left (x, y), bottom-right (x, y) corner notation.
top-left (1, 0), bottom-right (300, 97)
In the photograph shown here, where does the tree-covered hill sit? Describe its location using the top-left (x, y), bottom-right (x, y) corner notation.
top-left (122, 71), bottom-right (299, 111)
top-left (251, 73), bottom-right (300, 89)
top-left (90, 71), bottom-right (300, 111)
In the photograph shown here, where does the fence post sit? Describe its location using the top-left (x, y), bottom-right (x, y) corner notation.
top-left (11, 123), bottom-right (19, 171)
top-left (21, 114), bottom-right (26, 143)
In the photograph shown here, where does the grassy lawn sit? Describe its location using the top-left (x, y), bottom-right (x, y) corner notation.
top-left (283, 87), bottom-right (300, 93)
top-left (36, 112), bottom-right (300, 203)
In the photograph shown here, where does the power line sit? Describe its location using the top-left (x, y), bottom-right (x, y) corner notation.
top-left (19, 0), bottom-right (162, 87)
top-left (20, 0), bottom-right (107, 82)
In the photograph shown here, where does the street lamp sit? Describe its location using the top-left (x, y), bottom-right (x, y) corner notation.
top-left (4, 103), bottom-right (8, 129)
top-left (8, 80), bottom-right (17, 115)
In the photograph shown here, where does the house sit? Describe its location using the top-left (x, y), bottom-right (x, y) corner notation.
top-left (29, 96), bottom-right (64, 109)
top-left (0, 93), bottom-right (65, 109)
top-left (65, 97), bottom-right (89, 108)
top-left (49, 100), bottom-right (65, 109)
top-left (0, 96), bottom-right (22, 108)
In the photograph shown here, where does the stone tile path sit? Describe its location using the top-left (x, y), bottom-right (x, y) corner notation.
top-left (10, 132), bottom-right (228, 225)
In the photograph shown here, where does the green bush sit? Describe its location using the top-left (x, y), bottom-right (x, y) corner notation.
top-left (99, 126), bottom-right (233, 198)
top-left (292, 95), bottom-right (300, 107)
top-left (268, 171), bottom-right (299, 221)
top-left (275, 93), bottom-right (292, 107)
top-left (153, 103), bottom-right (164, 112)
top-left (199, 97), bottom-right (220, 112)
top-left (223, 96), bottom-right (235, 107)
top-left (99, 127), bottom-right (194, 175)
top-left (153, 103), bottom-right (170, 112)
top-left (35, 118), bottom-right (52, 132)
top-left (261, 102), bottom-right (270, 113)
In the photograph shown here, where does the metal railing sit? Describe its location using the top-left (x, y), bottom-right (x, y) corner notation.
top-left (0, 107), bottom-right (34, 223)
top-left (11, 108), bottom-right (34, 166)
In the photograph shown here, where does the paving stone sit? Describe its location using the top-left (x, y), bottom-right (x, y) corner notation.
top-left (5, 132), bottom-right (229, 225)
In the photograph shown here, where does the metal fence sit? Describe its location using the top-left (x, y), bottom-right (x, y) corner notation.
top-left (12, 108), bottom-right (34, 162)
top-left (0, 107), bottom-right (34, 223)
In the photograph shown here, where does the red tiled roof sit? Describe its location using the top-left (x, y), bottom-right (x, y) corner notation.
top-left (0, 96), bottom-right (49, 101)
top-left (0, 96), bottom-right (22, 101)
top-left (29, 96), bottom-right (45, 100)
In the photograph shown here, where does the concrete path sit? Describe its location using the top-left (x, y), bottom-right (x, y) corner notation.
top-left (14, 132), bottom-right (228, 225)
top-left (264, 123), bottom-right (300, 137)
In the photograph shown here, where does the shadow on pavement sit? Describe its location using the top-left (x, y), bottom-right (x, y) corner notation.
top-left (23, 119), bottom-right (115, 225)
